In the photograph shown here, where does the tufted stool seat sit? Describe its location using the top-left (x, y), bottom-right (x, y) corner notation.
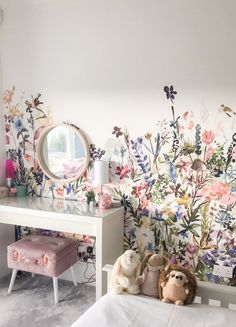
top-left (7, 235), bottom-right (78, 303)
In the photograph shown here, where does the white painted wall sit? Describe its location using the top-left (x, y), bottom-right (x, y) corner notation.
top-left (0, 20), bottom-right (15, 278)
top-left (0, 0), bottom-right (235, 146)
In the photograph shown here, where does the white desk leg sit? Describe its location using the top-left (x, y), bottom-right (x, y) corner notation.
top-left (95, 224), bottom-right (103, 301)
top-left (95, 211), bottom-right (123, 301)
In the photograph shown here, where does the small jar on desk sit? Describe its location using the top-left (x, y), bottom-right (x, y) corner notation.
top-left (99, 194), bottom-right (112, 209)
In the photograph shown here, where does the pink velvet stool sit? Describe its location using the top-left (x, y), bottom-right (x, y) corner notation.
top-left (7, 235), bottom-right (78, 303)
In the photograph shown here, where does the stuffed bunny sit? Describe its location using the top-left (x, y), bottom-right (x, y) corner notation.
top-left (137, 253), bottom-right (166, 298)
top-left (110, 250), bottom-right (141, 295)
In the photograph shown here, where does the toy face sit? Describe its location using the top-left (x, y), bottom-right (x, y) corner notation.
top-left (148, 254), bottom-right (166, 267)
top-left (168, 270), bottom-right (188, 286)
top-left (124, 250), bottom-right (138, 264)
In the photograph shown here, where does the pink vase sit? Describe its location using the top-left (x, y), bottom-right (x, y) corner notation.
top-left (99, 194), bottom-right (112, 209)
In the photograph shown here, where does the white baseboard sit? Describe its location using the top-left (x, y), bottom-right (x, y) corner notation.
top-left (59, 260), bottom-right (96, 286)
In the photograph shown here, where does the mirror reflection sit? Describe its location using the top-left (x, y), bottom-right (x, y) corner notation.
top-left (37, 124), bottom-right (89, 182)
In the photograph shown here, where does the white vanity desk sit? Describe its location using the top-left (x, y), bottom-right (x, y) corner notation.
top-left (0, 196), bottom-right (124, 301)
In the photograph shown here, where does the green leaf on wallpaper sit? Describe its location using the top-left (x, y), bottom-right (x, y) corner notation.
top-left (195, 124), bottom-right (202, 156)
top-left (124, 234), bottom-right (137, 252)
top-left (181, 141), bottom-right (195, 155)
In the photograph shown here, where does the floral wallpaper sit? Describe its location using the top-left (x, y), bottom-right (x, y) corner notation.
top-left (3, 85), bottom-right (236, 286)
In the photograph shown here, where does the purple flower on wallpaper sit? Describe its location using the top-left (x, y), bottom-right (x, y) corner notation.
top-left (229, 246), bottom-right (236, 257)
top-left (141, 207), bottom-right (149, 217)
top-left (173, 204), bottom-right (185, 220)
top-left (164, 85), bottom-right (177, 102)
top-left (210, 249), bottom-right (219, 257)
top-left (131, 138), bottom-right (155, 187)
top-left (205, 272), bottom-right (221, 284)
top-left (170, 256), bottom-right (178, 264)
top-left (147, 242), bottom-right (155, 253)
top-left (202, 252), bottom-right (216, 267)
top-left (151, 209), bottom-right (164, 222)
top-left (219, 255), bottom-right (227, 262)
top-left (128, 227), bottom-right (136, 239)
top-left (65, 183), bottom-right (74, 195)
top-left (112, 126), bottom-right (123, 138)
top-left (223, 261), bottom-right (232, 267)
top-left (231, 258), bottom-right (236, 264)
top-left (180, 230), bottom-right (189, 239)
top-left (49, 181), bottom-right (56, 192)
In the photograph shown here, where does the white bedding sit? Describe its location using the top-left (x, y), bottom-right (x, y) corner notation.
top-left (71, 293), bottom-right (236, 327)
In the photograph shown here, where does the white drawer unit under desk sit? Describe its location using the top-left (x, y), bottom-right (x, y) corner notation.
top-left (0, 197), bottom-right (124, 301)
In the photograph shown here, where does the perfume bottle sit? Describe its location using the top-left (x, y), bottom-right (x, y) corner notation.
top-left (5, 151), bottom-right (15, 187)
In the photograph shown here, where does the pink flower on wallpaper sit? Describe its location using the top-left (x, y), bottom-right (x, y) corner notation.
top-left (140, 197), bottom-right (149, 208)
top-left (177, 159), bottom-right (191, 173)
top-left (211, 181), bottom-right (229, 196)
top-left (5, 134), bottom-right (10, 144)
top-left (186, 243), bottom-right (198, 255)
top-left (206, 146), bottom-right (216, 160)
top-left (170, 256), bottom-right (178, 264)
top-left (183, 111), bottom-right (193, 120)
top-left (220, 194), bottom-right (236, 207)
top-left (202, 130), bottom-right (215, 145)
top-left (3, 88), bottom-right (14, 105)
top-left (55, 187), bottom-right (64, 197)
top-left (183, 111), bottom-right (189, 120)
top-left (199, 181), bottom-right (229, 198)
top-left (84, 184), bottom-right (93, 192)
top-left (115, 165), bottom-right (130, 179)
top-left (34, 126), bottom-right (45, 140)
top-left (131, 186), bottom-right (142, 198)
top-left (187, 120), bottom-right (195, 130)
top-left (198, 185), bottom-right (212, 198)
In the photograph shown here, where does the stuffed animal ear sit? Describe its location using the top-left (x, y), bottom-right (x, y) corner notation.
top-left (112, 256), bottom-right (121, 275)
top-left (163, 257), bottom-right (168, 266)
top-left (140, 253), bottom-right (152, 275)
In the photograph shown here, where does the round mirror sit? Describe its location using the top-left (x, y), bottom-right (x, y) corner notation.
top-left (37, 123), bottom-right (90, 182)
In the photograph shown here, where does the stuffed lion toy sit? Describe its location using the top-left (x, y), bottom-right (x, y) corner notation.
top-left (110, 250), bottom-right (141, 295)
top-left (158, 264), bottom-right (197, 305)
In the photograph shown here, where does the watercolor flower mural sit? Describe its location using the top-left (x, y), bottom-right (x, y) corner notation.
top-left (4, 88), bottom-right (51, 194)
top-left (107, 85), bottom-right (236, 285)
top-left (3, 85), bottom-right (236, 286)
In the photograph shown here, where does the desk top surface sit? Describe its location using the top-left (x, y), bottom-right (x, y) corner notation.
top-left (0, 196), bottom-right (123, 219)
